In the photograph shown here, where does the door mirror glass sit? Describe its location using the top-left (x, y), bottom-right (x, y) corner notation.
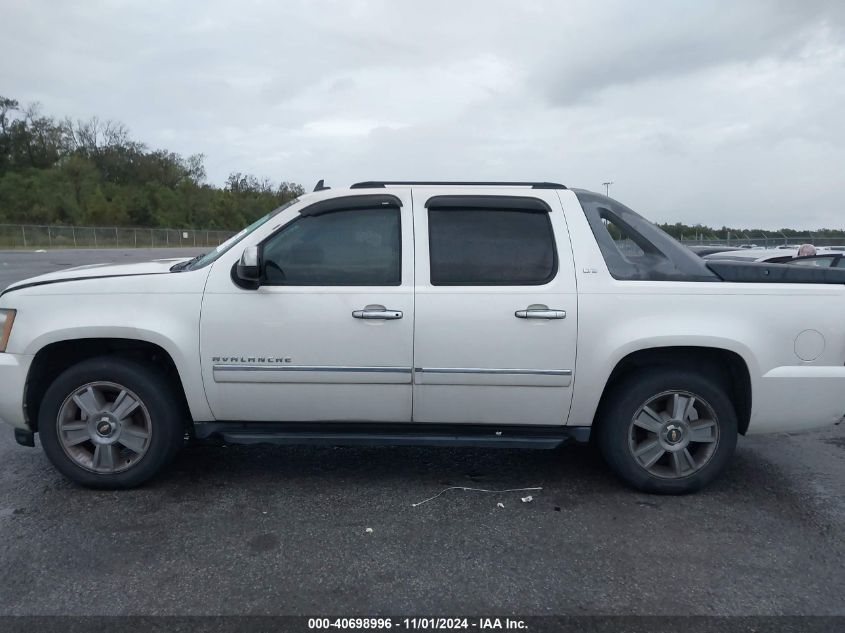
top-left (236, 245), bottom-right (261, 281)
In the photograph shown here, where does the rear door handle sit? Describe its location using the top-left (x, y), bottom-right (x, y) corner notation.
top-left (515, 308), bottom-right (566, 320)
top-left (352, 307), bottom-right (403, 320)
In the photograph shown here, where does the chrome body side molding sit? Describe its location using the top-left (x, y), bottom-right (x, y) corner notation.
top-left (413, 367), bottom-right (573, 387)
top-left (212, 365), bottom-right (413, 384)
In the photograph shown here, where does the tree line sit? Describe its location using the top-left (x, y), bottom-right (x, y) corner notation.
top-left (0, 96), bottom-right (303, 229)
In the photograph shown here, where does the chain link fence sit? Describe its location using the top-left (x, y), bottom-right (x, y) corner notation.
top-left (678, 234), bottom-right (845, 249)
top-left (0, 224), bottom-right (237, 249)
top-left (3, 223), bottom-right (843, 252)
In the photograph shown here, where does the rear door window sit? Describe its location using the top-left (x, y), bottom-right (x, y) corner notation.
top-left (427, 207), bottom-right (557, 285)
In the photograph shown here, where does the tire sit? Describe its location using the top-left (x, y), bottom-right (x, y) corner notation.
top-left (596, 367), bottom-right (738, 494)
top-left (38, 356), bottom-right (185, 489)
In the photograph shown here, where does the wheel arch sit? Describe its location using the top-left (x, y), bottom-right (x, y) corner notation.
top-left (594, 346), bottom-right (753, 435)
top-left (25, 337), bottom-right (193, 432)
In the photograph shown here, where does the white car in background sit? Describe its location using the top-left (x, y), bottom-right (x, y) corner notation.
top-left (779, 253), bottom-right (845, 269)
top-left (704, 247), bottom-right (838, 264)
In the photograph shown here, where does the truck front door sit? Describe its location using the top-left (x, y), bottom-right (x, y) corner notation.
top-left (200, 190), bottom-right (415, 423)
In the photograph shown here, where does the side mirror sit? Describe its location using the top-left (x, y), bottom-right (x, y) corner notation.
top-left (236, 245), bottom-right (260, 282)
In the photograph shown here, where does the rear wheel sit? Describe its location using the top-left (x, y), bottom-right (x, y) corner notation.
top-left (39, 357), bottom-right (184, 488)
top-left (596, 368), bottom-right (738, 494)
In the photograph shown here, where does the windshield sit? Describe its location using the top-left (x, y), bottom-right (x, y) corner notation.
top-left (185, 198), bottom-right (300, 271)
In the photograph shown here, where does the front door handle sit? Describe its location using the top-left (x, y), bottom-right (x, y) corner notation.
top-left (352, 306), bottom-right (403, 320)
top-left (515, 308), bottom-right (566, 320)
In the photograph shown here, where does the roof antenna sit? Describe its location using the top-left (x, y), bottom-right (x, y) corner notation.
top-left (313, 179), bottom-right (330, 192)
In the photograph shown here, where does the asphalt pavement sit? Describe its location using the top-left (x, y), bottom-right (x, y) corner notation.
top-left (0, 248), bottom-right (843, 616)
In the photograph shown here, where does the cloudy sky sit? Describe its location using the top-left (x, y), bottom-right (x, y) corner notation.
top-left (2, 0), bottom-right (844, 229)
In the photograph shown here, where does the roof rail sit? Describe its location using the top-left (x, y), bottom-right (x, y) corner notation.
top-left (350, 180), bottom-right (567, 190)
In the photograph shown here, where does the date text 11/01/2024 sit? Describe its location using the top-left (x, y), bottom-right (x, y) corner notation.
top-left (307, 618), bottom-right (528, 630)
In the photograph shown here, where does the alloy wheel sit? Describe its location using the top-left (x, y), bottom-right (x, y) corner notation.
top-left (56, 381), bottom-right (153, 474)
top-left (628, 390), bottom-right (720, 479)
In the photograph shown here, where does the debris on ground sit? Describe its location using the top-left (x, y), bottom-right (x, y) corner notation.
top-left (365, 527), bottom-right (373, 534)
top-left (497, 502), bottom-right (505, 509)
top-left (411, 486), bottom-right (542, 507)
top-left (521, 495), bottom-right (534, 503)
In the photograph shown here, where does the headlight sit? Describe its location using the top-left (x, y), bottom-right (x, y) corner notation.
top-left (0, 309), bottom-right (16, 352)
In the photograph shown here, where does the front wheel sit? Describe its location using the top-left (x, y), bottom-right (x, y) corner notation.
top-left (39, 357), bottom-right (184, 489)
top-left (596, 368), bottom-right (738, 494)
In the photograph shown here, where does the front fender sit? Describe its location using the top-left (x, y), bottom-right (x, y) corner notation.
top-left (8, 293), bottom-right (213, 422)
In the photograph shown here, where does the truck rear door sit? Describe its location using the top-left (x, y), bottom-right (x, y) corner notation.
top-left (411, 187), bottom-right (578, 426)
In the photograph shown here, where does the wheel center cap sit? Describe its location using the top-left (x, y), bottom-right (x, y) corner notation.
top-left (664, 424), bottom-right (684, 445)
top-left (96, 417), bottom-right (114, 436)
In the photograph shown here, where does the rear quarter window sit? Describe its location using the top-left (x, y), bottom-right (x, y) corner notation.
top-left (574, 189), bottom-right (718, 282)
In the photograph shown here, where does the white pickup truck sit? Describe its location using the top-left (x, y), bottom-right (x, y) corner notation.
top-left (1, 181), bottom-right (844, 493)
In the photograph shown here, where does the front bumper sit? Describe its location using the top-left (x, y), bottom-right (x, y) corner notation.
top-left (0, 352), bottom-right (33, 431)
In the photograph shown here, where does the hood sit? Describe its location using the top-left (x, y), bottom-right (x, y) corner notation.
top-left (2, 257), bottom-right (191, 295)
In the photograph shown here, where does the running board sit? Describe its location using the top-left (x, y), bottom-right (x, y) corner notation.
top-left (193, 422), bottom-right (590, 449)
